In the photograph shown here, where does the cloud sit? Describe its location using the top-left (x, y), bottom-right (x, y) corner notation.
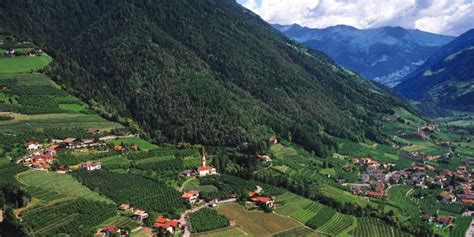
top-left (238, 0), bottom-right (474, 36)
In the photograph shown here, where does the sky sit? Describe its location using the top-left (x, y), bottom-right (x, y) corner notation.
top-left (237, 0), bottom-right (474, 36)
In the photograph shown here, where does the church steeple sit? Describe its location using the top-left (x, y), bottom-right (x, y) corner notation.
top-left (201, 147), bottom-right (207, 167)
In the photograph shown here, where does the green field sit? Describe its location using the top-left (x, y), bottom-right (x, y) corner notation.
top-left (58, 103), bottom-right (88, 112)
top-left (386, 185), bottom-right (419, 222)
top-left (18, 170), bottom-right (113, 204)
top-left (107, 137), bottom-right (158, 150)
top-left (275, 192), bottom-right (324, 223)
top-left (0, 55), bottom-right (52, 74)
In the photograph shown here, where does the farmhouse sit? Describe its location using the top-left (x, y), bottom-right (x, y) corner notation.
top-left (63, 138), bottom-right (83, 148)
top-left (45, 145), bottom-right (60, 157)
top-left (436, 216), bottom-right (453, 227)
top-left (154, 216), bottom-right (181, 234)
top-left (114, 145), bottom-right (124, 152)
top-left (133, 209), bottom-right (149, 221)
top-left (197, 148), bottom-right (217, 177)
top-left (438, 192), bottom-right (457, 203)
top-left (269, 136), bottom-right (278, 144)
top-left (130, 144), bottom-right (138, 151)
top-left (257, 154), bottom-right (272, 163)
top-left (25, 141), bottom-right (42, 151)
top-left (79, 161), bottom-right (102, 171)
top-left (99, 225), bottom-right (128, 237)
top-left (249, 191), bottom-right (275, 207)
top-left (181, 190), bottom-right (199, 204)
top-left (118, 204), bottom-right (133, 212)
top-left (88, 128), bottom-right (100, 135)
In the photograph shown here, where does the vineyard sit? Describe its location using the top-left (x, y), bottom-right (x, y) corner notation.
top-left (316, 213), bottom-right (354, 235)
top-left (21, 199), bottom-right (116, 236)
top-left (275, 192), bottom-right (325, 223)
top-left (18, 170), bottom-right (111, 203)
top-left (387, 185), bottom-right (420, 222)
top-left (188, 208), bottom-right (230, 233)
top-left (72, 170), bottom-right (188, 214)
top-left (273, 227), bottom-right (321, 237)
top-left (103, 215), bottom-right (142, 230)
top-left (350, 217), bottom-right (413, 237)
top-left (450, 216), bottom-right (472, 237)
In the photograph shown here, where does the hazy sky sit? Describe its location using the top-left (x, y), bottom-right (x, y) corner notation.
top-left (237, 0), bottom-right (474, 36)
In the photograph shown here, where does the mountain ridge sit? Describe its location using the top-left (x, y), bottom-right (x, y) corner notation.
top-left (396, 28), bottom-right (474, 113)
top-left (273, 23), bottom-right (454, 86)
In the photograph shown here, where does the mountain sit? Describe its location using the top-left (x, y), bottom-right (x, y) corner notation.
top-left (0, 0), bottom-right (406, 155)
top-left (396, 29), bottom-right (474, 113)
top-left (273, 24), bottom-right (454, 86)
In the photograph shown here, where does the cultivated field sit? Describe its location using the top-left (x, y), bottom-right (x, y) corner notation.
top-left (194, 227), bottom-right (250, 237)
top-left (217, 203), bottom-right (301, 236)
top-left (107, 137), bottom-right (158, 150)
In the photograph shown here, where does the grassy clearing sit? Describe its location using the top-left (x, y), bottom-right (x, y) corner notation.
top-left (58, 103), bottom-right (87, 112)
top-left (217, 203), bottom-right (300, 237)
top-left (0, 55), bottom-right (52, 74)
top-left (18, 170), bottom-right (112, 204)
top-left (107, 137), bottom-right (157, 150)
top-left (316, 185), bottom-right (369, 207)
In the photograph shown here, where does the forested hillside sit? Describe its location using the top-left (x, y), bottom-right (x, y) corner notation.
top-left (0, 0), bottom-right (406, 155)
top-left (396, 29), bottom-right (474, 114)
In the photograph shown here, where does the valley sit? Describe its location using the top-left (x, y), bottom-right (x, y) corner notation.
top-left (0, 1), bottom-right (473, 237)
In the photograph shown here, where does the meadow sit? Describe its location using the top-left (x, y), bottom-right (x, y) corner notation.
top-left (0, 54), bottom-right (52, 74)
top-left (107, 137), bottom-right (158, 150)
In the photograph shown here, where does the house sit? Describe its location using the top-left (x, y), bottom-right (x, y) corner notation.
top-left (375, 182), bottom-right (385, 193)
top-left (45, 145), bottom-right (60, 157)
top-left (197, 148), bottom-right (217, 177)
top-left (88, 128), bottom-right (100, 135)
top-left (436, 216), bottom-right (453, 226)
top-left (25, 141), bottom-right (42, 151)
top-left (133, 209), bottom-right (149, 221)
top-left (256, 154), bottom-right (272, 163)
top-left (79, 161), bottom-right (101, 171)
top-left (438, 192), bottom-right (457, 203)
top-left (99, 225), bottom-right (128, 237)
top-left (63, 138), bottom-right (83, 148)
top-left (182, 191), bottom-right (200, 204)
top-left (269, 136), bottom-right (278, 144)
top-left (130, 144), bottom-right (138, 151)
top-left (182, 169), bottom-right (197, 177)
top-left (118, 204), bottom-right (133, 212)
top-left (249, 192), bottom-right (275, 207)
top-left (154, 217), bottom-right (181, 234)
top-left (57, 165), bottom-right (69, 173)
top-left (367, 191), bottom-right (384, 198)
top-left (4, 48), bottom-right (15, 56)
top-left (100, 225), bottom-right (119, 237)
top-left (114, 145), bottom-right (124, 152)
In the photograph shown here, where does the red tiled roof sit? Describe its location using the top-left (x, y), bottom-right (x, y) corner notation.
top-left (462, 199), bottom-right (474, 204)
top-left (101, 225), bottom-right (118, 232)
top-left (182, 192), bottom-right (198, 199)
top-left (367, 191), bottom-right (384, 197)
top-left (256, 196), bottom-right (272, 203)
top-left (198, 166), bottom-right (210, 171)
top-left (248, 191), bottom-right (255, 197)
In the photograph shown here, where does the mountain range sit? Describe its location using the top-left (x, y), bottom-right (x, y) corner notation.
top-left (396, 29), bottom-right (474, 113)
top-left (273, 24), bottom-right (454, 86)
top-left (0, 0), bottom-right (406, 155)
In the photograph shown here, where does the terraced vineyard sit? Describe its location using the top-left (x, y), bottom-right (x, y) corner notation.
top-left (387, 185), bottom-right (419, 220)
top-left (350, 218), bottom-right (413, 237)
top-left (316, 213), bottom-right (355, 235)
top-left (103, 216), bottom-right (141, 230)
top-left (450, 216), bottom-right (472, 237)
top-left (275, 192), bottom-right (356, 235)
top-left (275, 192), bottom-right (322, 223)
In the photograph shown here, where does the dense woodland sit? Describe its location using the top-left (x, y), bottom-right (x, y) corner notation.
top-left (0, 0), bottom-right (408, 157)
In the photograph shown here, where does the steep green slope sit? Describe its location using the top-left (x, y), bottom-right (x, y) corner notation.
top-left (396, 29), bottom-right (474, 113)
top-left (0, 0), bottom-right (405, 154)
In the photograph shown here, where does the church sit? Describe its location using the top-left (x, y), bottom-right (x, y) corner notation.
top-left (197, 148), bottom-right (217, 177)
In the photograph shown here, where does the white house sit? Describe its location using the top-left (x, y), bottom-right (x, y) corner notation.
top-left (26, 141), bottom-right (42, 151)
top-left (79, 161), bottom-right (101, 171)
